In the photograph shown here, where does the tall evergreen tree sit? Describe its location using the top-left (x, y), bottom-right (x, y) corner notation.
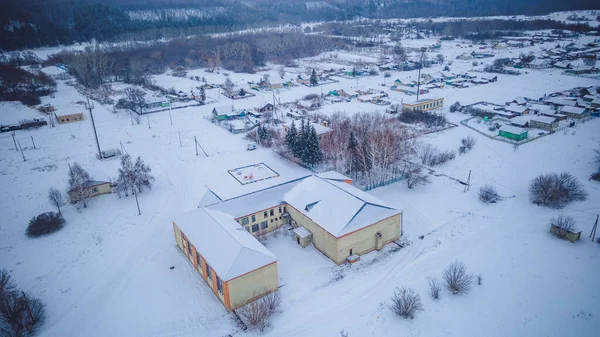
top-left (348, 131), bottom-right (361, 177)
top-left (303, 125), bottom-right (323, 167)
top-left (310, 69), bottom-right (318, 86)
top-left (352, 66), bottom-right (357, 77)
top-left (199, 86), bottom-right (206, 103)
top-left (298, 119), bottom-right (309, 161)
top-left (284, 121), bottom-right (298, 155)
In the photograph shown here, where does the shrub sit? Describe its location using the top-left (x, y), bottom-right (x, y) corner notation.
top-left (26, 212), bottom-right (65, 237)
top-left (427, 276), bottom-right (441, 299)
top-left (0, 270), bottom-right (46, 337)
top-left (237, 292), bottom-right (281, 332)
top-left (460, 136), bottom-right (476, 153)
top-left (443, 261), bottom-right (472, 295)
top-left (418, 144), bottom-right (456, 167)
top-left (390, 287), bottom-right (423, 319)
top-left (449, 101), bottom-right (461, 113)
top-left (405, 164), bottom-right (430, 189)
top-left (399, 110), bottom-right (447, 128)
top-left (529, 172), bottom-right (588, 208)
top-left (549, 215), bottom-right (576, 238)
top-left (479, 185), bottom-right (500, 203)
top-left (591, 172), bottom-right (600, 182)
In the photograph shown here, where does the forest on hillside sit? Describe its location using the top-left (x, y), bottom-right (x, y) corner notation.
top-left (1, 0), bottom-right (598, 50)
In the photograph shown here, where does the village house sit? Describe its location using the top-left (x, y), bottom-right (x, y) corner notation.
top-left (255, 103), bottom-right (274, 113)
top-left (529, 115), bottom-right (559, 131)
top-left (560, 106), bottom-right (589, 119)
top-left (282, 121), bottom-right (332, 140)
top-left (503, 104), bottom-right (530, 116)
top-left (174, 172), bottom-right (402, 311)
top-left (498, 125), bottom-right (528, 141)
top-left (68, 180), bottom-right (112, 202)
top-left (212, 107), bottom-right (246, 121)
top-left (55, 111), bottom-right (84, 124)
top-left (402, 97), bottom-right (444, 112)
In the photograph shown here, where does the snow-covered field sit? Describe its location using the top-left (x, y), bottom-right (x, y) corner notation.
top-left (1, 25), bottom-right (600, 337)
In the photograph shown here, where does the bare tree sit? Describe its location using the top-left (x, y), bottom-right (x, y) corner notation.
top-left (0, 291), bottom-right (46, 337)
top-left (549, 215), bottom-right (576, 238)
top-left (0, 270), bottom-right (16, 301)
top-left (48, 188), bottom-right (66, 215)
top-left (124, 87), bottom-right (147, 114)
top-left (436, 54), bottom-right (444, 64)
top-left (223, 77), bottom-right (235, 97)
top-left (277, 65), bottom-right (285, 79)
top-left (427, 276), bottom-right (441, 299)
top-left (405, 164), bottom-right (430, 189)
top-left (479, 185), bottom-right (500, 204)
top-left (237, 292), bottom-right (281, 332)
top-left (390, 287), bottom-right (423, 319)
top-left (68, 162), bottom-right (92, 207)
top-left (529, 172), bottom-right (588, 208)
top-left (443, 261), bottom-right (472, 295)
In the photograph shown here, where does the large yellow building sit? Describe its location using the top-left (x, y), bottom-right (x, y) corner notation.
top-left (174, 171), bottom-right (402, 310)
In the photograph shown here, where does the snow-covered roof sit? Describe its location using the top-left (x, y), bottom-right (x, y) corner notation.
top-left (503, 105), bottom-right (529, 114)
top-left (207, 174), bottom-right (400, 238)
top-left (283, 176), bottom-right (399, 237)
top-left (293, 227), bottom-right (311, 238)
top-left (544, 97), bottom-right (577, 106)
top-left (560, 106), bottom-right (586, 115)
top-left (297, 100), bottom-right (316, 108)
top-left (512, 97), bottom-right (527, 105)
top-left (173, 207), bottom-right (277, 281)
top-left (499, 125), bottom-right (527, 134)
top-left (510, 116), bottom-right (530, 126)
top-left (283, 121), bottom-right (332, 136)
top-left (198, 188), bottom-right (222, 207)
top-left (530, 115), bottom-right (558, 124)
top-left (316, 170), bottom-right (352, 182)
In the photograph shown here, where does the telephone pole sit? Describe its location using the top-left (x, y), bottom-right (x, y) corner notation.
top-left (86, 98), bottom-right (102, 159)
top-left (416, 47), bottom-right (426, 101)
top-left (590, 215), bottom-right (598, 242)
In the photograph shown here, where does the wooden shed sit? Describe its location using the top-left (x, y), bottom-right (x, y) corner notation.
top-left (498, 125), bottom-right (528, 141)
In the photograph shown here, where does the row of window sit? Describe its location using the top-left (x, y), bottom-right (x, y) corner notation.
top-left (240, 206), bottom-right (286, 225)
top-left (183, 234), bottom-right (223, 296)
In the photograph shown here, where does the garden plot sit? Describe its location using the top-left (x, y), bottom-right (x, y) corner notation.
top-left (228, 162), bottom-right (280, 185)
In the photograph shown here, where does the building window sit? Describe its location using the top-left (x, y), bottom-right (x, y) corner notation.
top-left (283, 206), bottom-right (287, 213)
top-left (245, 227), bottom-right (250, 232)
top-left (92, 187), bottom-right (99, 193)
top-left (270, 209), bottom-right (274, 216)
top-left (252, 224), bottom-right (259, 232)
top-left (206, 263), bottom-right (212, 280)
top-left (187, 241), bottom-right (193, 256)
top-left (251, 215), bottom-right (256, 222)
top-left (241, 217), bottom-right (249, 225)
top-left (217, 277), bottom-right (223, 295)
top-left (264, 211), bottom-right (268, 219)
top-left (197, 251), bottom-right (202, 272)
top-left (261, 221), bottom-right (268, 229)
top-left (278, 206), bottom-right (282, 214)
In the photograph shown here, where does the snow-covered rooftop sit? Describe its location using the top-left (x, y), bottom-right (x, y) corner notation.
top-left (499, 125), bottom-right (527, 134)
top-left (530, 115), bottom-right (558, 124)
top-left (560, 106), bottom-right (586, 114)
top-left (173, 207), bottom-right (276, 281)
top-left (316, 170), bottom-right (352, 182)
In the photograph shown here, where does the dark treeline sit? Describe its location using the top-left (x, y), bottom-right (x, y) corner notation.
top-left (0, 64), bottom-right (57, 105)
top-left (1, 0), bottom-right (598, 51)
top-left (47, 33), bottom-right (345, 89)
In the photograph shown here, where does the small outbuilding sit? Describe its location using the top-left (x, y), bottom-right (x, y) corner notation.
top-left (498, 125), bottom-right (528, 141)
top-left (292, 226), bottom-right (313, 248)
top-left (529, 116), bottom-right (559, 131)
top-left (68, 180), bottom-right (112, 202)
top-left (402, 97), bottom-right (444, 112)
top-left (55, 111), bottom-right (84, 124)
top-left (560, 106), bottom-right (589, 119)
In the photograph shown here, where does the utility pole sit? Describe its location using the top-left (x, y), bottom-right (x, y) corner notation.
top-left (194, 136), bottom-right (199, 156)
top-left (417, 47), bottom-right (426, 101)
top-left (464, 170), bottom-right (472, 192)
top-left (147, 115), bottom-right (151, 129)
top-left (11, 132), bottom-right (17, 151)
top-left (86, 98), bottom-right (102, 159)
top-left (18, 141), bottom-right (26, 161)
top-left (178, 131), bottom-right (182, 147)
top-left (31, 136), bottom-right (36, 149)
top-left (168, 100), bottom-right (173, 126)
top-left (590, 215), bottom-right (598, 242)
top-left (134, 189), bottom-right (141, 215)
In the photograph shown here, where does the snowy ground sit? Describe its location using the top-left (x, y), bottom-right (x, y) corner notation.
top-left (1, 26), bottom-right (600, 337)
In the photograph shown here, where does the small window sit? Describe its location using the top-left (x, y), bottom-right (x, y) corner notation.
top-left (270, 219), bottom-right (274, 223)
top-left (252, 224), bottom-right (259, 232)
top-left (283, 206), bottom-right (287, 213)
top-left (241, 217), bottom-right (249, 225)
top-left (217, 277), bottom-right (223, 295)
top-left (278, 206), bottom-right (282, 214)
top-left (263, 211), bottom-right (268, 219)
top-left (261, 221), bottom-right (268, 229)
top-left (246, 227), bottom-right (250, 232)
top-left (270, 209), bottom-right (274, 216)
top-left (206, 263), bottom-right (212, 279)
top-left (251, 215), bottom-right (256, 222)
top-left (187, 241), bottom-right (193, 257)
top-left (92, 187), bottom-right (99, 193)
top-left (197, 251), bottom-right (202, 271)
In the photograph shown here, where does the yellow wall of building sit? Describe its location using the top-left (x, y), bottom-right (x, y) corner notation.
top-left (57, 113), bottom-right (84, 123)
top-left (236, 204), bottom-right (287, 236)
top-left (335, 213), bottom-right (401, 263)
top-left (286, 205), bottom-right (339, 262)
top-left (227, 262), bottom-right (279, 310)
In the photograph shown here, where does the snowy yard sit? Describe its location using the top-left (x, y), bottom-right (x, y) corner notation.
top-left (1, 19), bottom-right (600, 337)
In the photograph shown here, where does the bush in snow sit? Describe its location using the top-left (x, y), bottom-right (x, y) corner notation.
top-left (529, 172), bottom-right (587, 209)
top-left (0, 270), bottom-right (46, 337)
top-left (418, 144), bottom-right (455, 167)
top-left (390, 287), bottom-right (423, 319)
top-left (26, 212), bottom-right (65, 237)
top-left (459, 135), bottom-right (476, 155)
top-left (237, 292), bottom-right (281, 332)
top-left (449, 101), bottom-right (461, 113)
top-left (443, 261), bottom-right (472, 295)
top-left (549, 215), bottom-right (576, 239)
top-left (476, 274), bottom-right (483, 285)
top-left (405, 164), bottom-right (430, 189)
top-left (478, 185), bottom-right (500, 204)
top-left (427, 276), bottom-right (441, 299)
